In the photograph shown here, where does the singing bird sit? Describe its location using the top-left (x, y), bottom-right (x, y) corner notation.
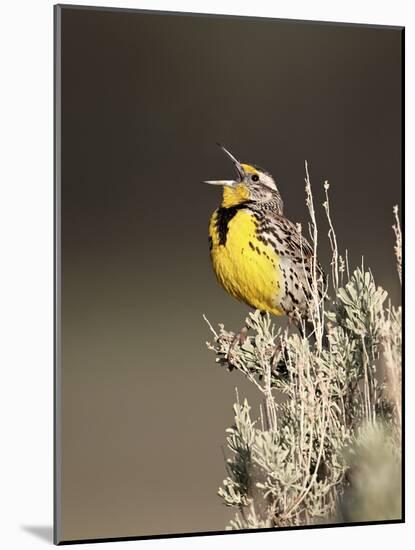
top-left (205, 144), bottom-right (324, 329)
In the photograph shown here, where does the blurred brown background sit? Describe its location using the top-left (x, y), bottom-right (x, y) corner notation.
top-left (58, 5), bottom-right (402, 541)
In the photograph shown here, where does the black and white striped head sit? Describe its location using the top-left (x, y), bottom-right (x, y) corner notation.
top-left (204, 144), bottom-right (284, 213)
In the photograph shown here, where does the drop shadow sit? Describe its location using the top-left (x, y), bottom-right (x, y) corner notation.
top-left (21, 525), bottom-right (53, 543)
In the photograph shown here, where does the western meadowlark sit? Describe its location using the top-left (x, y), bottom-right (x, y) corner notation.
top-left (205, 144), bottom-right (324, 332)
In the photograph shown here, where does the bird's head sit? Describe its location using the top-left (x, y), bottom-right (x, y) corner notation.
top-left (204, 144), bottom-right (283, 212)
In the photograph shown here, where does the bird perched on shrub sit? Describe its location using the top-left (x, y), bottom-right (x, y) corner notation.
top-left (205, 144), bottom-right (325, 338)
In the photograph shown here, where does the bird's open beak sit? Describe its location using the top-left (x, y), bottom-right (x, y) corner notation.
top-left (203, 143), bottom-right (244, 187)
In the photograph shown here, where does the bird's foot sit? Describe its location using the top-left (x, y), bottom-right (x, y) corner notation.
top-left (270, 340), bottom-right (291, 379)
top-left (235, 326), bottom-right (248, 345)
top-left (226, 326), bottom-right (248, 370)
top-left (287, 309), bottom-right (302, 327)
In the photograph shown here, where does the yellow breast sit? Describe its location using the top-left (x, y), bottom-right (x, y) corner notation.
top-left (209, 208), bottom-right (284, 316)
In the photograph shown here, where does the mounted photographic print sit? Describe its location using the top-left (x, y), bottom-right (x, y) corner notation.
top-left (54, 4), bottom-right (404, 545)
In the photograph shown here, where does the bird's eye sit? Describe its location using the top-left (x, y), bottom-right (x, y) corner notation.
top-left (251, 174), bottom-right (259, 182)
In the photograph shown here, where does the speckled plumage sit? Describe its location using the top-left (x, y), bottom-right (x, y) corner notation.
top-left (205, 147), bottom-right (324, 320)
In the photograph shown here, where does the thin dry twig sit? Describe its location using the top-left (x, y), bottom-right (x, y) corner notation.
top-left (392, 205), bottom-right (402, 285)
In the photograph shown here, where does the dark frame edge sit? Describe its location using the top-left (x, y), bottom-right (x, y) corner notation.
top-left (53, 3), bottom-right (63, 546)
top-left (54, 3), bottom-right (404, 31)
top-left (57, 519), bottom-right (404, 546)
top-left (400, 25), bottom-right (405, 524)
